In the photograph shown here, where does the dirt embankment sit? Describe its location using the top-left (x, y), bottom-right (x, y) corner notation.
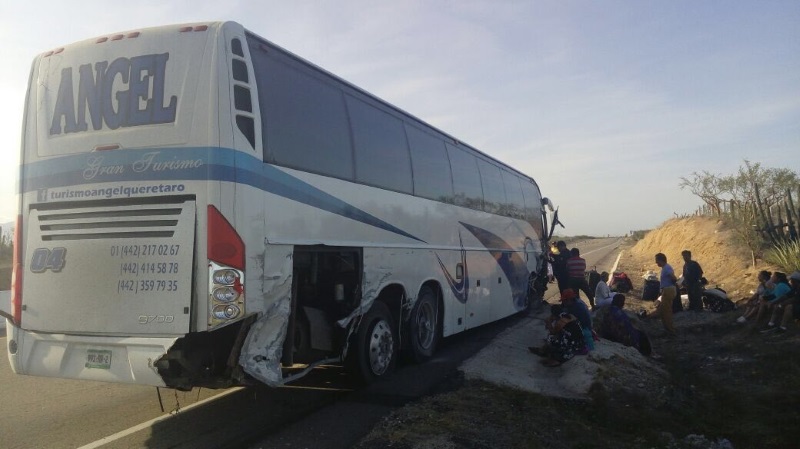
top-left (620, 216), bottom-right (774, 300)
top-left (356, 217), bottom-right (800, 449)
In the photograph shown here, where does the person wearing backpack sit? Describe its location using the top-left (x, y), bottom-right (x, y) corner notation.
top-left (528, 301), bottom-right (587, 367)
top-left (682, 250), bottom-right (704, 311)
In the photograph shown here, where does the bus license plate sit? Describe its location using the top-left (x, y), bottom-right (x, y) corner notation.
top-left (86, 349), bottom-right (112, 369)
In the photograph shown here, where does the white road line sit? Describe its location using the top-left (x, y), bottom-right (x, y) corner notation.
top-left (77, 386), bottom-right (244, 449)
top-left (610, 251), bottom-right (623, 273)
top-left (580, 238), bottom-right (623, 257)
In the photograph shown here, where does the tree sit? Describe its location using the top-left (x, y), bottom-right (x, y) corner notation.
top-left (679, 160), bottom-right (799, 266)
top-left (678, 170), bottom-right (725, 215)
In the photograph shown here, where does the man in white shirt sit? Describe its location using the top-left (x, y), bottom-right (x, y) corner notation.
top-left (594, 272), bottom-right (615, 307)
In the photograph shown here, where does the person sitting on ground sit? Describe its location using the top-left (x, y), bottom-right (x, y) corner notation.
top-left (736, 270), bottom-right (772, 323)
top-left (594, 271), bottom-right (615, 308)
top-left (528, 303), bottom-right (587, 367)
top-left (597, 294), bottom-right (654, 356)
top-left (755, 271), bottom-right (791, 326)
top-left (559, 288), bottom-right (596, 350)
top-left (760, 271), bottom-right (800, 334)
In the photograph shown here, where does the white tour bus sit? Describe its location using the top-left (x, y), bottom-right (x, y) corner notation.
top-left (5, 21), bottom-right (553, 390)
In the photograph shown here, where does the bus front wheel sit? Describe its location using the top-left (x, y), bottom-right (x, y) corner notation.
top-left (349, 301), bottom-right (396, 383)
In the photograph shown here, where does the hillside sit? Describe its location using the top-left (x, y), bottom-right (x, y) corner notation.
top-left (620, 216), bottom-right (775, 300)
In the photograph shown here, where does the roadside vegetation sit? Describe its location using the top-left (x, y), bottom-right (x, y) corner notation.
top-left (679, 160), bottom-right (799, 269)
top-left (765, 238), bottom-right (800, 273)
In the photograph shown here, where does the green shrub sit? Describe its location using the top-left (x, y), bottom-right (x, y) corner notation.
top-left (764, 239), bottom-right (800, 272)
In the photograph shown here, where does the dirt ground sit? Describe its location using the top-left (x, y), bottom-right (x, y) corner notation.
top-left (355, 217), bottom-right (800, 449)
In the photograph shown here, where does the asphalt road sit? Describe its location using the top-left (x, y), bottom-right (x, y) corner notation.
top-left (0, 237), bottom-right (623, 449)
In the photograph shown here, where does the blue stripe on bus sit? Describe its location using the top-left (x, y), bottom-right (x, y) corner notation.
top-left (22, 147), bottom-right (424, 243)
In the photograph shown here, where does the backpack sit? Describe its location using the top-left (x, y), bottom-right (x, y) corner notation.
top-left (611, 272), bottom-right (633, 293)
top-left (585, 267), bottom-right (601, 293)
top-left (642, 279), bottom-right (660, 301)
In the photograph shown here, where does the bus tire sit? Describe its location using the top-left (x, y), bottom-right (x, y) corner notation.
top-left (407, 286), bottom-right (439, 363)
top-left (349, 301), bottom-right (396, 383)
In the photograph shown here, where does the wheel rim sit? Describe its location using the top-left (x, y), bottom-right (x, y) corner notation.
top-left (368, 319), bottom-right (394, 375)
top-left (415, 301), bottom-right (436, 350)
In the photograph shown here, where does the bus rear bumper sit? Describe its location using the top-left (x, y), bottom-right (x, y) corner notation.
top-left (6, 322), bottom-right (178, 387)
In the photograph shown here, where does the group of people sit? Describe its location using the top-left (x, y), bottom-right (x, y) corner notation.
top-left (530, 241), bottom-right (799, 369)
top-left (736, 269), bottom-right (800, 334)
top-left (641, 251), bottom-right (704, 335)
top-left (528, 241), bottom-right (655, 367)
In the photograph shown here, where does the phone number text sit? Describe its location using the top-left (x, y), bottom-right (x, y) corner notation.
top-left (117, 279), bottom-right (179, 294)
top-left (110, 244), bottom-right (180, 259)
top-left (119, 262), bottom-right (179, 276)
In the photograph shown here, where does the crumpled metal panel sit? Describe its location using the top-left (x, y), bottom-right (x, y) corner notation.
top-left (239, 248), bottom-right (293, 386)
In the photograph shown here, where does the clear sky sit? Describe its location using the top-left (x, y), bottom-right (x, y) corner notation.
top-left (1, 1), bottom-right (798, 236)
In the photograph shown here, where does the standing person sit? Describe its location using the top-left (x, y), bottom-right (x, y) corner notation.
top-left (549, 241), bottom-right (570, 293)
top-left (647, 253), bottom-right (678, 335)
top-left (682, 250), bottom-right (704, 311)
top-left (566, 248), bottom-right (595, 308)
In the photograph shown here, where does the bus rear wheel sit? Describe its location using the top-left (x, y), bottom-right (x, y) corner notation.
top-left (349, 301), bottom-right (396, 383)
top-left (407, 286), bottom-right (439, 363)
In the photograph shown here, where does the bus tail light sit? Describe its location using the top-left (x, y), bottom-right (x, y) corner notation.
top-left (207, 206), bottom-right (244, 270)
top-left (11, 214), bottom-right (22, 326)
top-left (207, 206), bottom-right (245, 327)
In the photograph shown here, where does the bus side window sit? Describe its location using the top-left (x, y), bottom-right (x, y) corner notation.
top-left (477, 159), bottom-right (506, 216)
top-left (347, 96), bottom-right (413, 194)
top-left (249, 39), bottom-right (354, 180)
top-left (502, 171), bottom-right (526, 219)
top-left (447, 143), bottom-right (483, 211)
top-left (406, 124), bottom-right (454, 202)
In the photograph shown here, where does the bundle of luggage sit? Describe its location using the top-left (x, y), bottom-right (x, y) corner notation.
top-left (610, 271), bottom-right (633, 293)
top-left (702, 287), bottom-right (735, 313)
top-left (585, 266), bottom-right (602, 293)
top-left (641, 271), bottom-right (660, 301)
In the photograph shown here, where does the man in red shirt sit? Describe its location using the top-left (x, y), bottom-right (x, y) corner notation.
top-left (566, 247), bottom-right (595, 308)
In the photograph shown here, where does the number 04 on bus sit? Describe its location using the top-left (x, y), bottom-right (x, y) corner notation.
top-left (5, 21), bottom-right (556, 389)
